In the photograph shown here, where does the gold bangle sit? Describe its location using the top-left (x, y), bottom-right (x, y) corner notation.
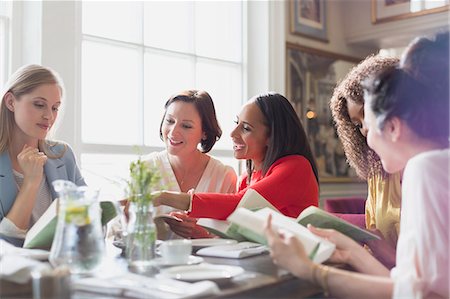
top-left (187, 189), bottom-right (195, 212)
top-left (321, 265), bottom-right (330, 297)
top-left (310, 263), bottom-right (319, 286)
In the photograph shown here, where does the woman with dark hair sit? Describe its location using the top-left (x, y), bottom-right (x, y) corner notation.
top-left (143, 90), bottom-right (237, 239)
top-left (329, 55), bottom-right (400, 268)
top-left (265, 31), bottom-right (449, 299)
top-left (153, 92), bottom-right (319, 238)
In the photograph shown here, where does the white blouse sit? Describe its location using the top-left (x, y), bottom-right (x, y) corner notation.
top-left (391, 149), bottom-right (449, 298)
top-left (143, 150), bottom-right (237, 239)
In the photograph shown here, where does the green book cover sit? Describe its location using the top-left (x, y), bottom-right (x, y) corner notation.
top-left (24, 201), bottom-right (117, 250)
top-left (297, 206), bottom-right (380, 242)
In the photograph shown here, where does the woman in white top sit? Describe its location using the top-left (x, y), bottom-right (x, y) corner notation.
top-left (264, 31), bottom-right (449, 298)
top-left (144, 90), bottom-right (236, 239)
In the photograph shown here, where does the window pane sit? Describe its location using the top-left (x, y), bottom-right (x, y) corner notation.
top-left (82, 41), bottom-right (141, 145)
top-left (0, 18), bottom-right (7, 87)
top-left (210, 154), bottom-right (241, 177)
top-left (143, 51), bottom-right (194, 146)
top-left (143, 2), bottom-right (193, 53)
top-left (82, 1), bottom-right (142, 43)
top-left (196, 60), bottom-right (242, 150)
top-left (81, 153), bottom-right (138, 200)
top-left (195, 2), bottom-right (242, 62)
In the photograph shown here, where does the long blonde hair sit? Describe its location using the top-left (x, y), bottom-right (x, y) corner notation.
top-left (0, 64), bottom-right (66, 157)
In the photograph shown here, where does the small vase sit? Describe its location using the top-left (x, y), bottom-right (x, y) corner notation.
top-left (125, 199), bottom-right (157, 274)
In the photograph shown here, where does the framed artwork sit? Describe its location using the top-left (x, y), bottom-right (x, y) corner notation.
top-left (286, 42), bottom-right (362, 183)
top-left (290, 0), bottom-right (328, 42)
top-left (372, 0), bottom-right (449, 24)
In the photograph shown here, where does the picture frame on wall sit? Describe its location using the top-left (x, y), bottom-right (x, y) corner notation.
top-left (372, 0), bottom-right (449, 24)
top-left (290, 0), bottom-right (328, 42)
top-left (286, 42), bottom-right (362, 183)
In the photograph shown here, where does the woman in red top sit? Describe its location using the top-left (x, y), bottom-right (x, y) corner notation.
top-left (154, 93), bottom-right (319, 237)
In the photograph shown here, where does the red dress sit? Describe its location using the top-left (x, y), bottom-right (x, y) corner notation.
top-left (189, 155), bottom-right (318, 220)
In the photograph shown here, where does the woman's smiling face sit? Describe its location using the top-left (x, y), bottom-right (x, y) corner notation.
top-left (230, 102), bottom-right (269, 170)
top-left (161, 100), bottom-right (204, 156)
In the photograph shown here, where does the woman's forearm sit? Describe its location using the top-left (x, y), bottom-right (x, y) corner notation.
top-left (346, 244), bottom-right (390, 276)
top-left (6, 181), bottom-right (40, 229)
top-left (324, 266), bottom-right (393, 299)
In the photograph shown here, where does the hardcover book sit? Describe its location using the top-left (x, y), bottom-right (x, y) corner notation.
top-left (23, 199), bottom-right (117, 250)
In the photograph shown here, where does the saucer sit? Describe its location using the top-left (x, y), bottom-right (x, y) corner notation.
top-left (157, 263), bottom-right (244, 284)
top-left (191, 238), bottom-right (237, 249)
top-left (152, 255), bottom-right (203, 267)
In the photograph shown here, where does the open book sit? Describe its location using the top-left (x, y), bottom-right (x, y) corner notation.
top-left (196, 189), bottom-right (278, 240)
top-left (227, 207), bottom-right (335, 264)
top-left (23, 199), bottom-right (117, 249)
top-left (296, 206), bottom-right (380, 242)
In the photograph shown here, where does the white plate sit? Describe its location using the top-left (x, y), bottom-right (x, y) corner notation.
top-left (151, 255), bottom-right (203, 267)
top-left (157, 264), bottom-right (244, 284)
top-left (191, 238), bottom-right (237, 249)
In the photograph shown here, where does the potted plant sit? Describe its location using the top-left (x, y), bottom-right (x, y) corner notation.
top-left (125, 157), bottom-right (162, 274)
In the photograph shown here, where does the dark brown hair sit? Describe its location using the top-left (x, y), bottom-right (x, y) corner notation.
top-left (364, 32), bottom-right (449, 147)
top-left (159, 90), bottom-right (222, 153)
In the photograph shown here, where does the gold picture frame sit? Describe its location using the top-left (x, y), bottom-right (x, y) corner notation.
top-left (286, 42), bottom-right (362, 183)
top-left (372, 0), bottom-right (449, 24)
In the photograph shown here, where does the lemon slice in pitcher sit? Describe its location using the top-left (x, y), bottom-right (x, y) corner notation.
top-left (65, 205), bottom-right (91, 226)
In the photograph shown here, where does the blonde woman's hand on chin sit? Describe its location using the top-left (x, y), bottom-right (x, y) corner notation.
top-left (152, 191), bottom-right (191, 211)
top-left (17, 144), bottom-right (48, 186)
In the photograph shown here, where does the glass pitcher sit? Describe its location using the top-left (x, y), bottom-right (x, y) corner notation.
top-left (49, 180), bottom-right (105, 274)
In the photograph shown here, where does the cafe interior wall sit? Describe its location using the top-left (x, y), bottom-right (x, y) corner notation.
top-left (283, 0), bottom-right (449, 206)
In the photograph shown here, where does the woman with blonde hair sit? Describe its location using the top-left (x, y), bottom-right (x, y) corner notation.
top-left (0, 64), bottom-right (85, 244)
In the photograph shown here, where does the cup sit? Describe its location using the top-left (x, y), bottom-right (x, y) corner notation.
top-left (160, 239), bottom-right (192, 264)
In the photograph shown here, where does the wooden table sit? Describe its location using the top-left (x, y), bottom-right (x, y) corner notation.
top-left (73, 243), bottom-right (323, 299)
top-left (200, 254), bottom-right (322, 299)
top-left (1, 243), bottom-right (323, 299)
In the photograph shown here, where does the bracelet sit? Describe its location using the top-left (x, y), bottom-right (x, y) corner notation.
top-left (310, 264), bottom-right (330, 297)
top-left (186, 189), bottom-right (195, 212)
top-left (310, 263), bottom-right (320, 286)
top-left (320, 265), bottom-right (330, 297)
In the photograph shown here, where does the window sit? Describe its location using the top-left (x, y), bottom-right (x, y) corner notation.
top-left (0, 1), bottom-right (11, 87)
top-left (81, 2), bottom-right (244, 196)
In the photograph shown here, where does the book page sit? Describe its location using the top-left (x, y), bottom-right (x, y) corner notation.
top-left (237, 189), bottom-right (278, 211)
top-left (24, 198), bottom-right (59, 248)
top-left (228, 207), bottom-right (335, 263)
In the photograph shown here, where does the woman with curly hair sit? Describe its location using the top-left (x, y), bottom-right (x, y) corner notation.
top-left (265, 31), bottom-right (449, 299)
top-left (329, 54), bottom-right (400, 268)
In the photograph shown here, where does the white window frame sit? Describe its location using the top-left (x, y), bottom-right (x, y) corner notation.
top-left (9, 1), bottom-right (285, 179)
top-left (78, 2), bottom-right (247, 178)
top-left (0, 1), bottom-right (11, 87)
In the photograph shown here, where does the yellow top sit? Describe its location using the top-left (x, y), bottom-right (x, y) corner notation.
top-left (365, 171), bottom-right (401, 249)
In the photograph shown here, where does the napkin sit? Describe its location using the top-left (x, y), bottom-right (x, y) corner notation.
top-left (73, 272), bottom-right (220, 299)
top-left (0, 239), bottom-right (50, 260)
top-left (196, 241), bottom-right (268, 259)
top-left (0, 240), bottom-right (50, 283)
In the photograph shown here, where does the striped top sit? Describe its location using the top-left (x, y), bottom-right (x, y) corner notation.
top-left (0, 170), bottom-right (53, 238)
